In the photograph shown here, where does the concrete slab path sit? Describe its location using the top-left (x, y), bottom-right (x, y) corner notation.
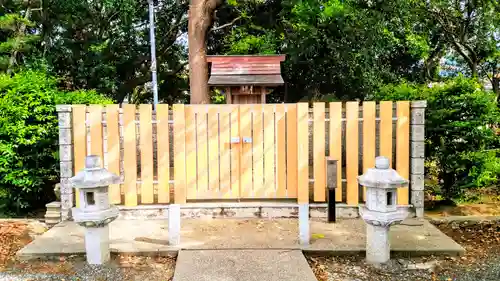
top-left (172, 250), bottom-right (317, 281)
top-left (17, 218), bottom-right (464, 259)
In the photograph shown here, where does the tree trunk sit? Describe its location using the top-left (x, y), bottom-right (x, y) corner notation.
top-left (188, 0), bottom-right (221, 104)
top-left (492, 76), bottom-right (499, 102)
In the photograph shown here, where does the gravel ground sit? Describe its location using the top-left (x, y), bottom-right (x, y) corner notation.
top-left (308, 219), bottom-right (500, 281)
top-left (0, 255), bottom-right (176, 281)
top-left (0, 220), bottom-right (176, 281)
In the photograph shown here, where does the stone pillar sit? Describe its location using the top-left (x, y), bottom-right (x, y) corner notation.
top-left (84, 226), bottom-right (111, 265)
top-left (169, 204), bottom-right (181, 245)
top-left (410, 101), bottom-right (426, 218)
top-left (56, 105), bottom-right (73, 221)
top-left (299, 204), bottom-right (310, 245)
top-left (366, 224), bottom-right (390, 264)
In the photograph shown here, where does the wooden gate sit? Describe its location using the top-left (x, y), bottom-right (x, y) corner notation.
top-left (66, 101), bottom-right (411, 207)
top-left (177, 104), bottom-right (302, 201)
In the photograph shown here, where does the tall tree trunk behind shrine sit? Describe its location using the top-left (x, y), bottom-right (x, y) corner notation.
top-left (188, 0), bottom-right (221, 104)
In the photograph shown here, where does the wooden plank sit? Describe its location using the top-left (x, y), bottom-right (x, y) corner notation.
top-left (396, 101), bottom-right (410, 205)
top-left (195, 106), bottom-right (209, 196)
top-left (123, 104), bottom-right (138, 206)
top-left (286, 104), bottom-right (298, 198)
top-left (380, 101), bottom-right (393, 164)
top-left (263, 104), bottom-right (275, 198)
top-left (230, 105), bottom-right (240, 197)
top-left (72, 105), bottom-right (87, 207)
top-left (156, 104), bottom-right (170, 204)
top-left (139, 104), bottom-right (154, 204)
top-left (275, 104), bottom-right (286, 198)
top-left (106, 105), bottom-right (121, 204)
top-left (185, 106), bottom-right (197, 199)
top-left (329, 102), bottom-right (342, 202)
top-left (362, 102), bottom-right (376, 201)
top-left (346, 102), bottom-right (359, 206)
top-left (313, 103), bottom-right (326, 202)
top-left (297, 103), bottom-right (309, 204)
top-left (88, 105), bottom-right (103, 163)
top-left (219, 106), bottom-right (232, 198)
top-left (173, 104), bottom-right (186, 204)
top-left (239, 105), bottom-right (252, 198)
top-left (208, 106), bottom-right (220, 197)
top-left (252, 105), bottom-right (264, 197)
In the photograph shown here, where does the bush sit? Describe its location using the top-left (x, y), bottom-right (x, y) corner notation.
top-left (373, 77), bottom-right (500, 200)
top-left (0, 70), bottom-right (113, 215)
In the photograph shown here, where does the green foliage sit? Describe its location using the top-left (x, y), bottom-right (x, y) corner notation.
top-left (0, 70), bottom-right (112, 215)
top-left (44, 0), bottom-right (189, 103)
top-left (212, 0), bottom-right (432, 102)
top-left (373, 77), bottom-right (500, 199)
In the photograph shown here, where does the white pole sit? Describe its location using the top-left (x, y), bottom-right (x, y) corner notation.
top-left (148, 0), bottom-right (159, 109)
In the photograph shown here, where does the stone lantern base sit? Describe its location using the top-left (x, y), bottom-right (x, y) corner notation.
top-left (360, 207), bottom-right (408, 264)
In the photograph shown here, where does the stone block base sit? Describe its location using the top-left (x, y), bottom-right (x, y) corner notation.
top-left (45, 201), bottom-right (61, 227)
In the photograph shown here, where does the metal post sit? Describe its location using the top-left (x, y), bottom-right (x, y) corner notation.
top-left (148, 0), bottom-right (159, 109)
top-left (326, 158), bottom-right (338, 223)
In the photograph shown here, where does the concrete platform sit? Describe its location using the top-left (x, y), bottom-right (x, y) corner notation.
top-left (17, 218), bottom-right (464, 259)
top-left (173, 250), bottom-right (318, 281)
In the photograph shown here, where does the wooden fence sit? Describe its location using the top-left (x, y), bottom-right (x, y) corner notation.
top-left (69, 101), bottom-right (410, 207)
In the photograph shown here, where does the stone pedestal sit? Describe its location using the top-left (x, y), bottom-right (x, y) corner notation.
top-left (45, 201), bottom-right (61, 227)
top-left (366, 224), bottom-right (390, 264)
top-left (84, 226), bottom-right (111, 264)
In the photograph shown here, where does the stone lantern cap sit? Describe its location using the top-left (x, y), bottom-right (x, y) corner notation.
top-left (70, 155), bottom-right (120, 189)
top-left (357, 156), bottom-right (408, 189)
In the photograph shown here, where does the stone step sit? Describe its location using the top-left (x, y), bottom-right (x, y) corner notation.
top-left (173, 249), bottom-right (318, 281)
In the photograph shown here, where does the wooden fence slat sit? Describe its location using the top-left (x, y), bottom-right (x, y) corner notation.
top-left (297, 103), bottom-right (309, 204)
top-left (185, 106), bottom-right (197, 199)
top-left (275, 104), bottom-right (286, 198)
top-left (313, 103), bottom-right (326, 202)
top-left (346, 102), bottom-right (359, 205)
top-left (230, 105), bottom-right (240, 197)
top-left (396, 101), bottom-right (410, 205)
top-left (89, 105), bottom-right (103, 162)
top-left (239, 105), bottom-right (252, 198)
top-left (362, 102), bottom-right (376, 201)
top-left (263, 105), bottom-right (275, 198)
top-left (252, 105), bottom-right (264, 197)
top-left (156, 104), bottom-right (170, 204)
top-left (219, 107), bottom-right (232, 198)
top-left (123, 104), bottom-right (137, 206)
top-left (286, 104), bottom-right (298, 199)
top-left (106, 105), bottom-right (121, 204)
top-left (139, 104), bottom-right (154, 204)
top-left (195, 106), bottom-right (209, 196)
top-left (72, 106), bottom-right (87, 207)
top-left (329, 102), bottom-right (342, 202)
top-left (173, 104), bottom-right (186, 204)
top-left (380, 101), bottom-right (393, 164)
top-left (208, 107), bottom-right (220, 197)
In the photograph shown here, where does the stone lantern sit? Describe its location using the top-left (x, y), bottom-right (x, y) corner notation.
top-left (358, 156), bottom-right (409, 265)
top-left (70, 155), bottom-right (120, 265)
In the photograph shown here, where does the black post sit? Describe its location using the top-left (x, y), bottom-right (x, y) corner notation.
top-left (326, 158), bottom-right (338, 223)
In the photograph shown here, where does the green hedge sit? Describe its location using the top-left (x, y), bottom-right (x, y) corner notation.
top-left (0, 70), bottom-right (113, 215)
top-left (373, 77), bottom-right (500, 200)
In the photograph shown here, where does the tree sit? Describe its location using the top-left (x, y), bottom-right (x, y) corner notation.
top-left (42, 0), bottom-right (189, 103)
top-left (426, 0), bottom-right (500, 80)
top-left (0, 0), bottom-right (41, 73)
